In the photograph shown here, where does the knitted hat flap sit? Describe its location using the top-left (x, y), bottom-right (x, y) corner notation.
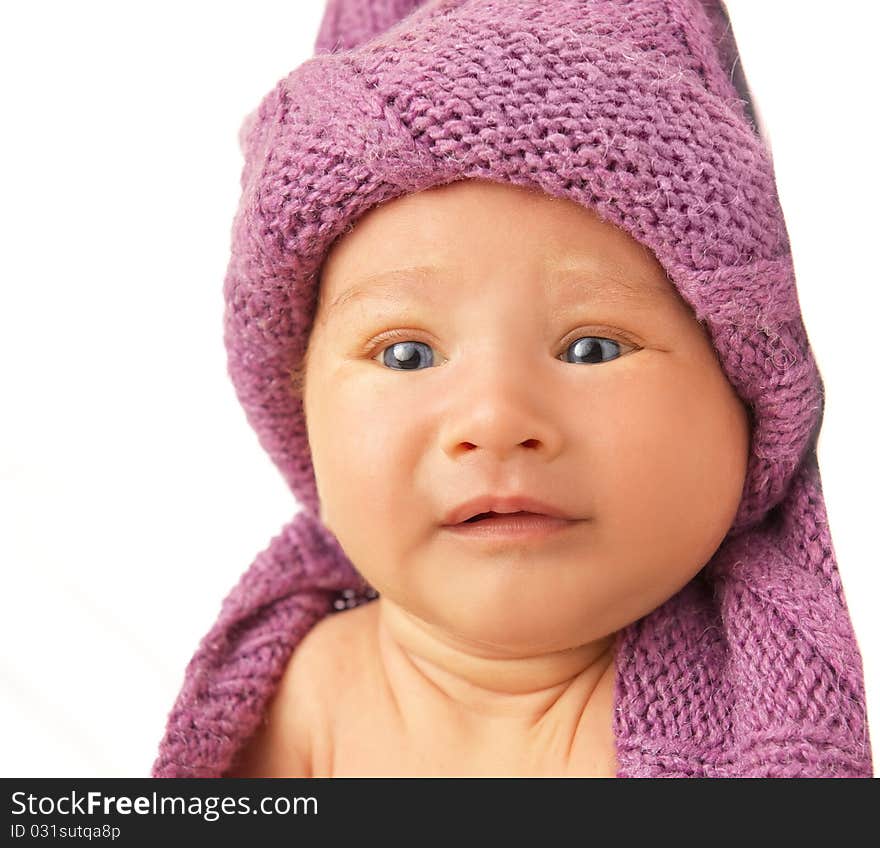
top-left (152, 0), bottom-right (872, 778)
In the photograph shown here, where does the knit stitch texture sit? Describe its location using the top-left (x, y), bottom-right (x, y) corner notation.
top-left (152, 0), bottom-right (873, 777)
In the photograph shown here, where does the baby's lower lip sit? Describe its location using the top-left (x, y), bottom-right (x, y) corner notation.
top-left (443, 512), bottom-right (580, 542)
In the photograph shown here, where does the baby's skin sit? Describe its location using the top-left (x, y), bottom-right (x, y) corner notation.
top-left (228, 179), bottom-right (751, 777)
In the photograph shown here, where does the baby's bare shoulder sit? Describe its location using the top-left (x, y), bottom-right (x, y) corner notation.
top-left (225, 602), bottom-right (377, 778)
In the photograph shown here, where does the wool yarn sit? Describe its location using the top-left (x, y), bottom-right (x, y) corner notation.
top-left (152, 0), bottom-right (873, 777)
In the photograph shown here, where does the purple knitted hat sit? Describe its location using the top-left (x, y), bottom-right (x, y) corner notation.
top-left (152, 0), bottom-right (873, 777)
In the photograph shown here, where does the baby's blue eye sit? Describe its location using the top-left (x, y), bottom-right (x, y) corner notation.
top-left (567, 337), bottom-right (625, 365)
top-left (381, 341), bottom-right (434, 370)
top-left (378, 336), bottom-right (627, 370)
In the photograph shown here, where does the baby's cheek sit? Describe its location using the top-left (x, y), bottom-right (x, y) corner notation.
top-left (582, 386), bottom-right (742, 602)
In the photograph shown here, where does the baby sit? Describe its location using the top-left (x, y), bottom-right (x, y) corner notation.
top-left (227, 177), bottom-right (750, 777)
top-left (153, 0), bottom-right (873, 778)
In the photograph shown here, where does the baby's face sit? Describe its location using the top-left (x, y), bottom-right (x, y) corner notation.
top-left (303, 179), bottom-right (749, 652)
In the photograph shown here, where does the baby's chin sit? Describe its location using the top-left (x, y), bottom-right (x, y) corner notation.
top-left (384, 590), bottom-right (616, 658)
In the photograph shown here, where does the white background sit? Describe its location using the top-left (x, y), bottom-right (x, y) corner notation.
top-left (2, 1), bottom-right (877, 777)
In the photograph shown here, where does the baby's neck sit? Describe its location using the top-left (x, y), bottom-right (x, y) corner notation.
top-left (372, 599), bottom-right (616, 734)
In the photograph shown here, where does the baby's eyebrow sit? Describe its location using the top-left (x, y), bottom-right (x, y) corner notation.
top-left (324, 266), bottom-right (443, 322)
top-left (321, 262), bottom-right (667, 325)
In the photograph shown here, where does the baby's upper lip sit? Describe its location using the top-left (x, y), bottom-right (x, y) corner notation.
top-left (442, 494), bottom-right (577, 526)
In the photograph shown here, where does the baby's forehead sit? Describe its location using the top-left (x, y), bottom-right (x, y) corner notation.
top-left (322, 180), bottom-right (640, 266)
top-left (317, 186), bottom-right (676, 322)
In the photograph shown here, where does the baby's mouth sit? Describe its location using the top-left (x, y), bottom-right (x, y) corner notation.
top-left (447, 511), bottom-right (579, 543)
